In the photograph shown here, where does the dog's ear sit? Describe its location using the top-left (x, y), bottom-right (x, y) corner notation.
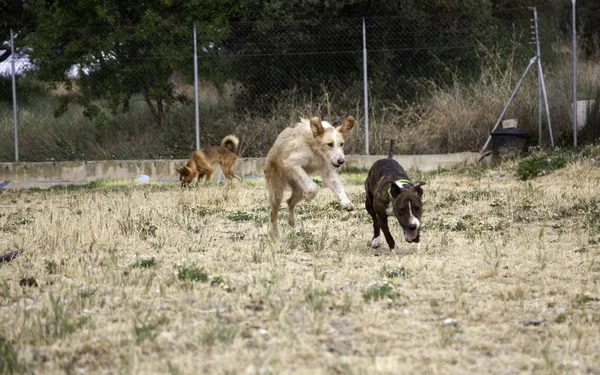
top-left (414, 181), bottom-right (426, 197)
top-left (337, 116), bottom-right (355, 135)
top-left (390, 182), bottom-right (403, 198)
top-left (179, 167), bottom-right (191, 177)
top-left (310, 117), bottom-right (325, 137)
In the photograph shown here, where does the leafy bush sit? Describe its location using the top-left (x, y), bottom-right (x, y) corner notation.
top-left (516, 154), bottom-right (567, 180)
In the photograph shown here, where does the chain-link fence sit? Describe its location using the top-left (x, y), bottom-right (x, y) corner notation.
top-left (1, 7), bottom-right (598, 162)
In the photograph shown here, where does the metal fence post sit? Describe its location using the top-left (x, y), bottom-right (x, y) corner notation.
top-left (10, 29), bottom-right (19, 162)
top-left (194, 23), bottom-right (200, 150)
top-left (533, 9), bottom-right (542, 147)
top-left (572, 0), bottom-right (577, 147)
top-left (362, 17), bottom-right (369, 155)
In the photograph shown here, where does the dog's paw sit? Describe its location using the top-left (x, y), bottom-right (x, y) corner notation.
top-left (341, 200), bottom-right (354, 211)
top-left (371, 236), bottom-right (381, 248)
top-left (288, 214), bottom-right (296, 228)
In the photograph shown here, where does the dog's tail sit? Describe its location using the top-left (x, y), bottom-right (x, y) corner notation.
top-left (221, 135), bottom-right (240, 154)
top-left (387, 139), bottom-right (395, 159)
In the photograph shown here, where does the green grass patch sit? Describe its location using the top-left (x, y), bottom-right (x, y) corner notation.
top-left (177, 266), bottom-right (209, 282)
top-left (0, 337), bottom-right (26, 374)
top-left (305, 289), bottom-right (332, 312)
top-left (555, 312), bottom-right (567, 323)
top-left (363, 282), bottom-right (400, 301)
top-left (135, 314), bottom-right (169, 344)
top-left (382, 266), bottom-right (408, 278)
top-left (427, 216), bottom-right (508, 234)
top-left (210, 274), bottom-right (235, 292)
top-left (201, 315), bottom-right (238, 347)
top-left (228, 211), bottom-right (257, 222)
top-left (516, 154), bottom-right (567, 180)
top-left (132, 257), bottom-right (156, 269)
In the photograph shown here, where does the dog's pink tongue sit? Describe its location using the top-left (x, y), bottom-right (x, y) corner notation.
top-left (405, 229), bottom-right (418, 242)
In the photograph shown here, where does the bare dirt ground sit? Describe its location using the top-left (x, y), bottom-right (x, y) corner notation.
top-left (0, 156), bottom-right (599, 374)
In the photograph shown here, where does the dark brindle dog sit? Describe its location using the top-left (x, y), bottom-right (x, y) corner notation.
top-left (364, 140), bottom-right (425, 252)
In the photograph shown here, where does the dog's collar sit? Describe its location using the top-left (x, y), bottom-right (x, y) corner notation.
top-left (387, 179), bottom-right (413, 200)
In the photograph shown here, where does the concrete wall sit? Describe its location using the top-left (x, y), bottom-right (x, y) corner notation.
top-left (0, 152), bottom-right (480, 184)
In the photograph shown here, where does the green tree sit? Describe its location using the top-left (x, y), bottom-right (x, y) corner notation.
top-left (223, 0), bottom-right (501, 109)
top-left (0, 0), bottom-right (34, 63)
top-left (27, 0), bottom-right (235, 127)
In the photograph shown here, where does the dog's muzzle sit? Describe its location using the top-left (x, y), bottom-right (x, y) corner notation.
top-left (399, 221), bottom-right (420, 243)
top-left (404, 228), bottom-right (420, 243)
top-left (331, 158), bottom-right (345, 168)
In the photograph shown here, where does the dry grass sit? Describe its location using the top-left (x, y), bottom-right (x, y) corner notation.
top-left (1, 156), bottom-right (600, 374)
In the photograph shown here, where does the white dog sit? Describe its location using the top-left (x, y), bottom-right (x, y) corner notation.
top-left (264, 116), bottom-right (355, 238)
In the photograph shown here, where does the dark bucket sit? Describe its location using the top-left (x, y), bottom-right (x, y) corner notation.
top-left (490, 128), bottom-right (530, 163)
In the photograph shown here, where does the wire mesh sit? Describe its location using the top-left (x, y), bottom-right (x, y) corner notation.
top-left (0, 7), bottom-right (598, 161)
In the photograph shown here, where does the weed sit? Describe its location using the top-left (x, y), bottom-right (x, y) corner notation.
top-left (186, 206), bottom-right (214, 217)
top-left (339, 293), bottom-right (353, 314)
top-left (489, 199), bottom-right (503, 208)
top-left (227, 211), bottom-right (255, 222)
top-left (201, 314), bottom-right (238, 347)
top-left (555, 313), bottom-right (567, 323)
top-left (210, 275), bottom-right (235, 293)
top-left (177, 266), bottom-right (209, 282)
top-left (132, 257), bottom-right (156, 269)
top-left (167, 361), bottom-right (183, 375)
top-left (45, 260), bottom-right (58, 274)
top-left (428, 216), bottom-right (507, 238)
top-left (137, 217), bottom-right (158, 239)
top-left (36, 294), bottom-right (87, 341)
top-left (76, 315), bottom-right (91, 327)
top-left (481, 233), bottom-right (501, 275)
top-left (77, 286), bottom-right (96, 300)
top-left (305, 289), bottom-right (332, 312)
top-left (135, 314), bottom-right (169, 344)
top-left (116, 207), bottom-right (136, 237)
top-left (325, 201), bottom-right (343, 211)
top-left (227, 210), bottom-right (266, 224)
top-left (440, 322), bottom-right (459, 348)
top-left (541, 345), bottom-right (556, 372)
top-left (0, 281), bottom-right (10, 299)
top-left (298, 200), bottom-right (367, 222)
top-left (516, 154), bottom-right (567, 180)
top-left (287, 230), bottom-right (314, 252)
top-left (382, 266), bottom-right (408, 278)
top-left (363, 282), bottom-right (399, 302)
top-left (251, 239), bottom-right (265, 264)
top-left (574, 293), bottom-right (598, 306)
top-left (0, 337), bottom-right (26, 374)
top-left (229, 232), bottom-right (245, 241)
top-left (1, 211), bottom-right (35, 233)
top-left (288, 229), bottom-right (328, 253)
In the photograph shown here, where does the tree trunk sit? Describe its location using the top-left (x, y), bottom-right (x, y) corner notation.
top-left (141, 86), bottom-right (164, 128)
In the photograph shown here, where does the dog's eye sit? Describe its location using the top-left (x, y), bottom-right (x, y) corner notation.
top-left (340, 142), bottom-right (344, 147)
top-left (327, 142), bottom-right (334, 148)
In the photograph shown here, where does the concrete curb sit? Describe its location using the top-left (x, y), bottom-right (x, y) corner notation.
top-left (1, 152), bottom-right (480, 189)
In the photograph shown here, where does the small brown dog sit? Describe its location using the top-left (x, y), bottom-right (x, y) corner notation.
top-left (177, 135), bottom-right (243, 187)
